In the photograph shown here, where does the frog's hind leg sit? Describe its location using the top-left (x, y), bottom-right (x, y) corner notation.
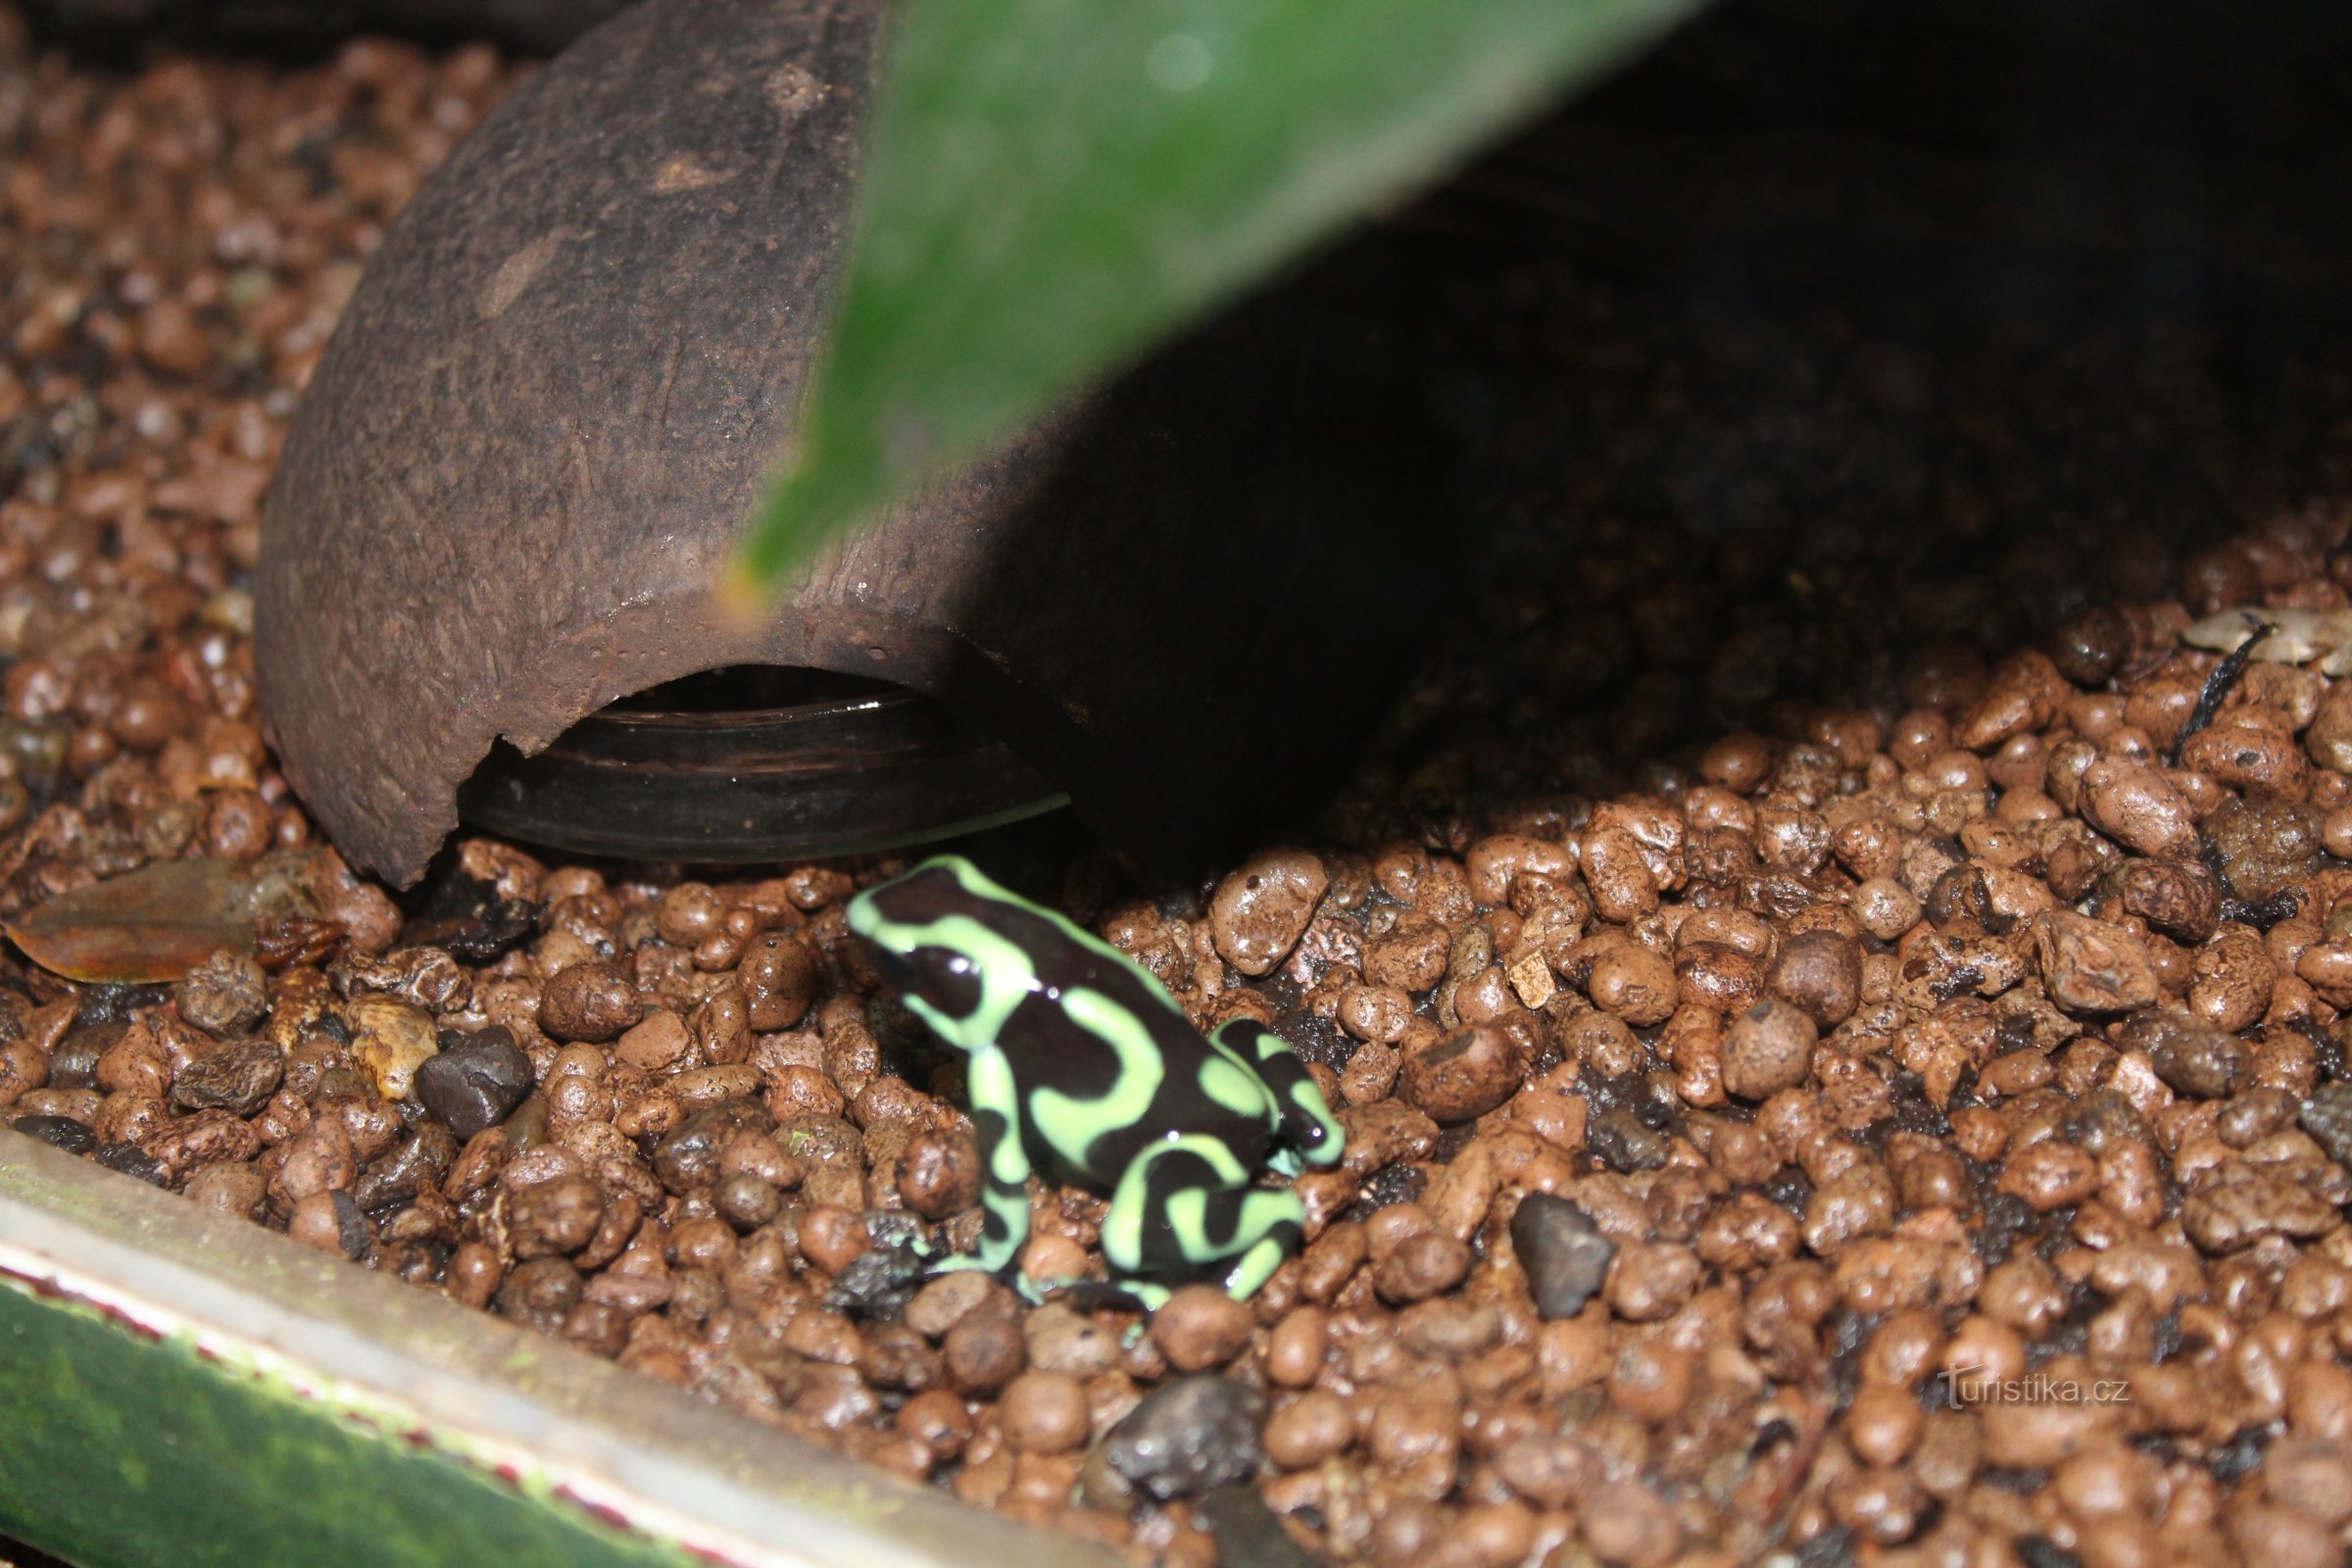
top-left (1102, 1133), bottom-right (1307, 1302)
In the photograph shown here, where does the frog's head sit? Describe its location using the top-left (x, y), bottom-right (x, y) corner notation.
top-left (1279, 1081), bottom-right (1345, 1170)
top-left (848, 859), bottom-right (994, 1052)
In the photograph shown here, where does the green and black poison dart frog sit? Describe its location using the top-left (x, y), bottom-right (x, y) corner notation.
top-left (848, 855), bottom-right (1345, 1307)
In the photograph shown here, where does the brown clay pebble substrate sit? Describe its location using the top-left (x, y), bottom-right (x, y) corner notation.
top-left (13, 15), bottom-right (2352, 1568)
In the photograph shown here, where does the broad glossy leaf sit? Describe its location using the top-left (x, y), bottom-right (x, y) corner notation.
top-left (734, 0), bottom-right (1702, 594)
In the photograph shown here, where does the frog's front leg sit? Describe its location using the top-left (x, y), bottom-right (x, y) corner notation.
top-left (1101, 1133), bottom-right (1307, 1304)
top-left (935, 1044), bottom-right (1034, 1285)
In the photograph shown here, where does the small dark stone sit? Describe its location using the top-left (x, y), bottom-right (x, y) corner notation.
top-left (402, 872), bottom-right (539, 961)
top-left (654, 1099), bottom-right (778, 1194)
top-left (2300, 1082), bottom-right (2352, 1171)
top-left (1196, 1485), bottom-right (1317, 1568)
top-left (330, 1188), bottom-right (371, 1259)
top-left (1509, 1193), bottom-right (1617, 1320)
top-left (414, 1026), bottom-right (533, 1139)
top-left (171, 1035), bottom-right (284, 1117)
top-left (1102, 1374), bottom-right (1265, 1499)
top-left (13, 1113), bottom-right (96, 1154)
top-left (376, 1237), bottom-right (448, 1287)
top-left (861, 991), bottom-right (932, 1057)
top-left (1588, 1106), bottom-right (1668, 1172)
top-left (824, 1242), bottom-right (927, 1317)
top-left (96, 1141), bottom-right (168, 1186)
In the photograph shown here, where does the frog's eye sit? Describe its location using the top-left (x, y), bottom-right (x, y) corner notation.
top-left (902, 944), bottom-right (983, 1020)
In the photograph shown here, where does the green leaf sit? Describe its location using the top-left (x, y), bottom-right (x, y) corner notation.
top-left (733, 0), bottom-right (1703, 595)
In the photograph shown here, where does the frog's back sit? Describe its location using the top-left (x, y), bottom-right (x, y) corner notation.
top-left (858, 860), bottom-right (1274, 1181)
top-left (954, 893), bottom-right (1274, 1179)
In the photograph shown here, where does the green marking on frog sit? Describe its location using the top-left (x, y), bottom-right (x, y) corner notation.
top-left (1195, 1052), bottom-right (1271, 1121)
top-left (1030, 986), bottom-right (1165, 1156)
top-left (848, 855), bottom-right (1345, 1305)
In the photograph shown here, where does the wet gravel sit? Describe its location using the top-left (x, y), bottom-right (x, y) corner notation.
top-left (14, 11), bottom-right (2352, 1568)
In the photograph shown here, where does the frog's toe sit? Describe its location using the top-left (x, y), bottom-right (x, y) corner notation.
top-left (1219, 1233), bottom-right (1295, 1301)
top-left (924, 1251), bottom-right (1018, 1290)
top-left (925, 1251), bottom-right (986, 1274)
top-left (1045, 1277), bottom-right (1160, 1314)
top-left (1115, 1279), bottom-right (1171, 1312)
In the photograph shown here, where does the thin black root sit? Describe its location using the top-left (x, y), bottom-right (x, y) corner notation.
top-left (2168, 613), bottom-right (2274, 766)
